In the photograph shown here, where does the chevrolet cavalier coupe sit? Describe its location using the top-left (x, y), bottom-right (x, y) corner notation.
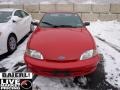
top-left (24, 12), bottom-right (101, 77)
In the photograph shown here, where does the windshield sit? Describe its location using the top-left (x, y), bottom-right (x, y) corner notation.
top-left (40, 13), bottom-right (83, 28)
top-left (0, 11), bottom-right (12, 23)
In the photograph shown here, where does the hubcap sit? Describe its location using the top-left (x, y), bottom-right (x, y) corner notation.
top-left (9, 37), bottom-right (16, 50)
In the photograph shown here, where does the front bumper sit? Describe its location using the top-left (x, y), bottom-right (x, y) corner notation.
top-left (24, 54), bottom-right (100, 77)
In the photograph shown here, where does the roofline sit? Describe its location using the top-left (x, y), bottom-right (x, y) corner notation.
top-left (40, 11), bottom-right (79, 14)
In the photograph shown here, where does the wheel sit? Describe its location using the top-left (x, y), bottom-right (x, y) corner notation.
top-left (7, 34), bottom-right (17, 54)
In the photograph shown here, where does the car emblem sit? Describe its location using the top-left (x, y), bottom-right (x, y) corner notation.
top-left (57, 56), bottom-right (65, 60)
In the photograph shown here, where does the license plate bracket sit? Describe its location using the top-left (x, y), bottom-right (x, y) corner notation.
top-left (52, 70), bottom-right (70, 76)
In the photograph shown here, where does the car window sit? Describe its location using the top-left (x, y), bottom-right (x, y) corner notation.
top-left (20, 11), bottom-right (29, 18)
top-left (40, 13), bottom-right (83, 28)
top-left (14, 10), bottom-right (24, 18)
top-left (22, 11), bottom-right (29, 17)
top-left (0, 11), bottom-right (12, 23)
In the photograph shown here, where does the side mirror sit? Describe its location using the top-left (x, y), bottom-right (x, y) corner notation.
top-left (31, 21), bottom-right (39, 26)
top-left (83, 22), bottom-right (90, 26)
top-left (12, 16), bottom-right (22, 23)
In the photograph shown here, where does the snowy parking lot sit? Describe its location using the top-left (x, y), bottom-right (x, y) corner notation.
top-left (0, 20), bottom-right (120, 90)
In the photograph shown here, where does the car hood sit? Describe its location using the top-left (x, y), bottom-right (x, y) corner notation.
top-left (28, 27), bottom-right (95, 61)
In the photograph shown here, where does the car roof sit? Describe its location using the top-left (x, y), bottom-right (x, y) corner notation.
top-left (42, 11), bottom-right (78, 14)
top-left (0, 8), bottom-right (21, 12)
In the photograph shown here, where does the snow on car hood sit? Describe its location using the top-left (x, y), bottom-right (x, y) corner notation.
top-left (28, 27), bottom-right (96, 60)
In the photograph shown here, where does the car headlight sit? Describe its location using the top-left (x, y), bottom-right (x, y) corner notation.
top-left (80, 49), bottom-right (97, 60)
top-left (26, 49), bottom-right (44, 60)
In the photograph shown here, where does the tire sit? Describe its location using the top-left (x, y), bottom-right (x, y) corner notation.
top-left (7, 34), bottom-right (17, 54)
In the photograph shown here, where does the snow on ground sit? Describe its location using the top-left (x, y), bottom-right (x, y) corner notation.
top-left (88, 20), bottom-right (120, 49)
top-left (0, 20), bottom-right (120, 89)
top-left (87, 20), bottom-right (120, 88)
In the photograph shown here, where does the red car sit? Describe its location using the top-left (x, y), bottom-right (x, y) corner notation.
top-left (24, 12), bottom-right (101, 77)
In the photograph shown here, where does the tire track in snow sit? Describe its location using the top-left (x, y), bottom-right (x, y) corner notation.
top-left (13, 62), bottom-right (26, 72)
top-left (95, 36), bottom-right (120, 52)
top-left (95, 37), bottom-right (120, 88)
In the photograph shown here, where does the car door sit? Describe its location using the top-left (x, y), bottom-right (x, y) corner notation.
top-left (20, 10), bottom-right (32, 35)
top-left (13, 10), bottom-right (25, 41)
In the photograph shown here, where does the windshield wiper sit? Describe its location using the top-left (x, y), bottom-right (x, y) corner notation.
top-left (41, 22), bottom-right (79, 28)
top-left (41, 21), bottom-right (58, 28)
top-left (55, 25), bottom-right (77, 28)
